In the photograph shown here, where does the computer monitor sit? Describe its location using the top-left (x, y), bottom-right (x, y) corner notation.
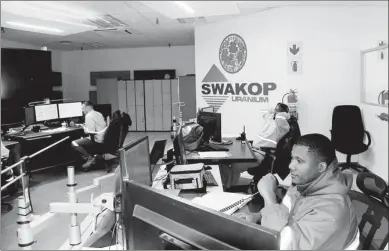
top-left (24, 107), bottom-right (35, 126)
top-left (173, 125), bottom-right (187, 165)
top-left (121, 180), bottom-right (280, 250)
top-left (119, 136), bottom-right (152, 187)
top-left (58, 102), bottom-right (83, 119)
top-left (197, 111), bottom-right (222, 143)
top-left (34, 104), bottom-right (59, 122)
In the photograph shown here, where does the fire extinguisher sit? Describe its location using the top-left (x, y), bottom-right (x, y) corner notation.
top-left (282, 89), bottom-right (298, 120)
top-left (378, 90), bottom-right (388, 105)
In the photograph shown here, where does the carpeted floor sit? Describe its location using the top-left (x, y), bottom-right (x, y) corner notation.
top-left (0, 132), bottom-right (170, 250)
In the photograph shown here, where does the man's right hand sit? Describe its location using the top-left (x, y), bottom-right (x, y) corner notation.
top-left (233, 212), bottom-right (261, 224)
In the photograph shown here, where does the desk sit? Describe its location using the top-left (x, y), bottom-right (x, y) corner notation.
top-left (4, 127), bottom-right (84, 173)
top-left (151, 164), bottom-right (262, 213)
top-left (186, 139), bottom-right (257, 165)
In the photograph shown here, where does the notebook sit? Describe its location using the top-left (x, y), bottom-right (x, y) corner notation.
top-left (191, 191), bottom-right (254, 215)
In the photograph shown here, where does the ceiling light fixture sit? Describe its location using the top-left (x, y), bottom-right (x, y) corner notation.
top-left (174, 1), bottom-right (195, 14)
top-left (6, 21), bottom-right (64, 33)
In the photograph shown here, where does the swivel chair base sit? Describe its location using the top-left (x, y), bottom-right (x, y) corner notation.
top-left (339, 154), bottom-right (369, 173)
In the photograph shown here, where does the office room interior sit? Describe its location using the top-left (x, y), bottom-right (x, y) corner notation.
top-left (0, 1), bottom-right (388, 250)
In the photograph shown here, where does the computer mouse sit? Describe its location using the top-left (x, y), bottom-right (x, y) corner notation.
top-left (204, 166), bottom-right (212, 171)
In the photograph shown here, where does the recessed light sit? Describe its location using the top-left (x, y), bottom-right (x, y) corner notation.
top-left (6, 21), bottom-right (64, 33)
top-left (174, 1), bottom-right (195, 14)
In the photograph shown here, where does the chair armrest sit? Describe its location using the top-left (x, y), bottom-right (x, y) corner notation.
top-left (364, 131), bottom-right (372, 147)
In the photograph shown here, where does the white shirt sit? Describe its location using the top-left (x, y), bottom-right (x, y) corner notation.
top-left (85, 110), bottom-right (106, 143)
top-left (1, 140), bottom-right (10, 158)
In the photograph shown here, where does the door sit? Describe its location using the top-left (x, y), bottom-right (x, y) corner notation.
top-left (135, 80), bottom-right (145, 131)
top-left (96, 78), bottom-right (119, 113)
top-left (162, 80), bottom-right (172, 131)
top-left (178, 76), bottom-right (197, 121)
top-left (126, 80), bottom-right (137, 131)
top-left (144, 80), bottom-right (154, 131)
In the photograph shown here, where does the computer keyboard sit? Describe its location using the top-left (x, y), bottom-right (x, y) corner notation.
top-left (204, 171), bottom-right (218, 186)
top-left (198, 143), bottom-right (229, 152)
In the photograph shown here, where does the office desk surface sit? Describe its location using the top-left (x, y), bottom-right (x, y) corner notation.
top-left (186, 139), bottom-right (257, 165)
top-left (6, 127), bottom-right (84, 141)
top-left (151, 164), bottom-right (262, 214)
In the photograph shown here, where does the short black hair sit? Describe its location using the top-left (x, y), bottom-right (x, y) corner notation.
top-left (296, 134), bottom-right (336, 165)
top-left (83, 101), bottom-right (94, 108)
top-left (275, 103), bottom-right (289, 113)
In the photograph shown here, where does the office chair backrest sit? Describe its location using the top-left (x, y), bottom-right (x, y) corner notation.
top-left (332, 105), bottom-right (365, 144)
top-left (356, 172), bottom-right (389, 208)
top-left (271, 118), bottom-right (301, 179)
top-left (348, 190), bottom-right (389, 249)
top-left (102, 110), bottom-right (123, 154)
top-left (119, 112), bottom-right (131, 148)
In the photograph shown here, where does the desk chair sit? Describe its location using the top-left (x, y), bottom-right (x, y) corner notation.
top-left (331, 105), bottom-right (371, 172)
top-left (248, 117), bottom-right (301, 191)
top-left (348, 172), bottom-right (389, 249)
top-left (93, 111), bottom-right (130, 173)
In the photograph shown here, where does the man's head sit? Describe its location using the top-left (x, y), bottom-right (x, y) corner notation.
top-left (82, 101), bottom-right (94, 115)
top-left (289, 133), bottom-right (336, 185)
top-left (275, 103), bottom-right (289, 113)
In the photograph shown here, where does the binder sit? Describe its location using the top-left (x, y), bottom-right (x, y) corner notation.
top-left (191, 191), bottom-right (256, 215)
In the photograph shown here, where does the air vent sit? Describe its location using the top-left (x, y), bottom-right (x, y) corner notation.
top-left (86, 14), bottom-right (128, 29)
top-left (177, 17), bottom-right (206, 24)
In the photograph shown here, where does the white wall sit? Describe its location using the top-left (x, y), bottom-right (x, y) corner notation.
top-left (58, 46), bottom-right (195, 101)
top-left (195, 6), bottom-right (388, 179)
top-left (0, 39), bottom-right (40, 50)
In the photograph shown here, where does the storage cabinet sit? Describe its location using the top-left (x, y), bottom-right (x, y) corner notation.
top-left (118, 79), bottom-right (178, 132)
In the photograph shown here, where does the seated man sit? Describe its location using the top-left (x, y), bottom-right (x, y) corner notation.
top-left (221, 103), bottom-right (290, 188)
top-left (71, 101), bottom-right (107, 170)
top-left (235, 134), bottom-right (359, 250)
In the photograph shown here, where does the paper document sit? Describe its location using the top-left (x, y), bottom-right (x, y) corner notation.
top-left (191, 191), bottom-right (252, 215)
top-left (196, 152), bottom-right (231, 158)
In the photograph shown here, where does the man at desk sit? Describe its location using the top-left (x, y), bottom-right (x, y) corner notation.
top-left (221, 103), bottom-right (290, 188)
top-left (71, 101), bottom-right (106, 170)
top-left (236, 134), bottom-right (359, 250)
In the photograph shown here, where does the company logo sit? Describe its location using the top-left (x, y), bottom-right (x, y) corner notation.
top-left (201, 64), bottom-right (276, 112)
top-left (219, 34), bottom-right (247, 74)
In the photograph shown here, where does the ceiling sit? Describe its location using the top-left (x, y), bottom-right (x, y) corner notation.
top-left (1, 1), bottom-right (387, 51)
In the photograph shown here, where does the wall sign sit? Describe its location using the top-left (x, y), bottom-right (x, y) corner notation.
top-left (201, 33), bottom-right (277, 112)
top-left (287, 42), bottom-right (303, 74)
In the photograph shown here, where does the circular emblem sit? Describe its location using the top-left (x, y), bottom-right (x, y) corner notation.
top-left (219, 34), bottom-right (247, 74)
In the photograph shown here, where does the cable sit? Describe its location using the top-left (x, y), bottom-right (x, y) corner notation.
top-left (109, 219), bottom-right (119, 250)
top-left (152, 170), bottom-right (172, 188)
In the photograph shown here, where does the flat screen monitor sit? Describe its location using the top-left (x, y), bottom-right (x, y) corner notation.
top-left (121, 180), bottom-right (280, 250)
top-left (58, 102), bottom-right (83, 119)
top-left (34, 104), bottom-right (58, 122)
top-left (119, 136), bottom-right (152, 187)
top-left (173, 125), bottom-right (187, 165)
top-left (197, 111), bottom-right (222, 143)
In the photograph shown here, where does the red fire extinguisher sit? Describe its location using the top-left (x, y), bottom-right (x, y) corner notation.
top-left (282, 89), bottom-right (298, 120)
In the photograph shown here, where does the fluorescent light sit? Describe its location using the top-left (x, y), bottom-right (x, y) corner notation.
top-left (175, 1), bottom-right (195, 14)
top-left (6, 21), bottom-right (64, 33)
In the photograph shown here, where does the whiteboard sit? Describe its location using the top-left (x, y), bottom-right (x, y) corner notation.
top-left (361, 45), bottom-right (388, 107)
